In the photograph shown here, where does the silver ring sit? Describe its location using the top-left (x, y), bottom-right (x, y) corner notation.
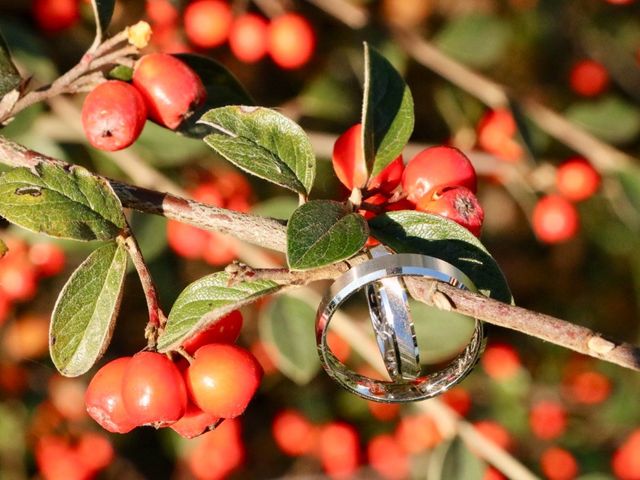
top-left (316, 253), bottom-right (486, 403)
top-left (365, 246), bottom-right (420, 381)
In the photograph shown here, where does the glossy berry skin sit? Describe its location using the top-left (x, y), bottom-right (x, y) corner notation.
top-left (184, 0), bottom-right (233, 48)
top-left (532, 195), bottom-right (579, 244)
top-left (81, 81), bottom-right (147, 152)
top-left (402, 146), bottom-right (477, 203)
top-left (186, 344), bottom-right (263, 418)
top-left (132, 53), bottom-right (206, 130)
top-left (85, 357), bottom-right (137, 433)
top-left (267, 13), bottom-right (315, 69)
top-left (121, 351), bottom-right (188, 427)
top-left (181, 310), bottom-right (243, 355)
top-left (229, 14), bottom-right (269, 63)
top-left (556, 157), bottom-right (600, 202)
top-left (417, 186), bottom-right (484, 237)
top-left (170, 402), bottom-right (220, 439)
top-left (569, 60), bottom-right (609, 97)
top-left (33, 0), bottom-right (79, 33)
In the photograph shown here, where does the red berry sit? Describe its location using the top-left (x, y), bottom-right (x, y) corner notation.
top-left (33, 0), bottom-right (79, 33)
top-left (186, 344), bottom-right (263, 418)
top-left (272, 409), bottom-right (318, 456)
top-left (529, 400), bottom-right (567, 440)
top-left (81, 81), bottom-right (147, 151)
top-left (132, 53), bottom-right (206, 130)
top-left (192, 182), bottom-right (224, 206)
top-left (395, 414), bottom-right (442, 453)
top-left (569, 60), bottom-right (609, 97)
top-left (368, 434), bottom-right (410, 480)
top-left (402, 146), bottom-right (477, 203)
top-left (184, 0), bottom-right (233, 48)
top-left (85, 357), bottom-right (137, 433)
top-left (369, 156), bottom-right (404, 193)
top-left (476, 109), bottom-right (523, 162)
top-left (267, 13), bottom-right (315, 69)
top-left (484, 467), bottom-right (507, 480)
top-left (532, 195), bottom-right (579, 244)
top-left (318, 422), bottom-right (360, 478)
top-left (540, 447), bottom-right (579, 480)
top-left (367, 400), bottom-right (400, 421)
top-left (187, 419), bottom-right (244, 480)
top-left (76, 432), bottom-right (114, 473)
top-left (145, 0), bottom-right (178, 27)
top-left (202, 232), bottom-right (237, 266)
top-left (0, 259), bottom-right (38, 302)
top-left (473, 421), bottom-right (513, 451)
top-left (441, 386), bottom-right (472, 416)
top-left (170, 402), bottom-right (220, 438)
top-left (122, 351), bottom-right (188, 427)
top-left (556, 157), bottom-right (600, 202)
top-left (481, 342), bottom-right (521, 380)
top-left (229, 14), bottom-right (269, 63)
top-left (417, 185), bottom-right (484, 237)
top-left (181, 310), bottom-right (243, 355)
top-left (29, 242), bottom-right (65, 277)
top-left (0, 292), bottom-right (10, 325)
top-left (166, 220), bottom-right (209, 259)
top-left (612, 430), bottom-right (640, 480)
top-left (332, 124), bottom-right (368, 190)
top-left (35, 436), bottom-right (92, 480)
top-left (563, 370), bottom-right (611, 405)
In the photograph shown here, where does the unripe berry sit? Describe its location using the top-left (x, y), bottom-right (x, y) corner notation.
top-left (85, 357), bottom-right (137, 433)
top-left (569, 60), bottom-right (609, 97)
top-left (402, 146), bottom-right (477, 203)
top-left (181, 310), bottom-right (243, 355)
top-left (229, 14), bottom-right (269, 63)
top-left (81, 80), bottom-right (147, 151)
top-left (532, 195), bottom-right (579, 244)
top-left (184, 0), bottom-right (233, 48)
top-left (416, 186), bottom-right (484, 237)
top-left (556, 157), bottom-right (600, 202)
top-left (186, 344), bottom-right (263, 418)
top-left (132, 53), bottom-right (206, 130)
top-left (122, 351), bottom-right (188, 427)
top-left (267, 13), bottom-right (315, 69)
top-left (33, 0), bottom-right (79, 33)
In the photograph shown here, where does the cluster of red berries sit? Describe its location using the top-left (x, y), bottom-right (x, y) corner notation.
top-left (186, 418), bottom-right (245, 479)
top-left (166, 170), bottom-right (252, 265)
top-left (35, 432), bottom-right (113, 480)
top-left (84, 310), bottom-right (263, 438)
top-left (81, 53), bottom-right (206, 151)
top-left (332, 123), bottom-right (484, 238)
top-left (0, 235), bottom-right (65, 324)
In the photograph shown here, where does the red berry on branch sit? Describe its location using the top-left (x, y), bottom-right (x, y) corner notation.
top-left (569, 60), bottom-right (609, 97)
top-left (556, 157), bottom-right (600, 202)
top-left (186, 344), bottom-right (263, 418)
top-left (332, 124), bottom-right (368, 191)
top-left (121, 351), bottom-right (188, 427)
top-left (267, 13), bottom-right (315, 69)
top-left (181, 310), bottom-right (243, 355)
top-left (540, 447), bottom-right (579, 480)
top-left (529, 400), bottom-right (567, 440)
top-left (272, 409), bottom-right (318, 456)
top-left (81, 80), bottom-right (147, 152)
top-left (402, 146), bottom-right (477, 203)
top-left (229, 14), bottom-right (269, 63)
top-left (29, 243), bottom-right (65, 277)
top-left (184, 0), bottom-right (233, 48)
top-left (416, 186), bottom-right (484, 237)
top-left (132, 53), bottom-right (206, 130)
top-left (532, 195), bottom-right (579, 244)
top-left (476, 109), bottom-right (523, 162)
top-left (33, 0), bottom-right (80, 33)
top-left (85, 357), bottom-right (137, 433)
top-left (318, 422), bottom-right (360, 478)
top-left (170, 402), bottom-right (220, 438)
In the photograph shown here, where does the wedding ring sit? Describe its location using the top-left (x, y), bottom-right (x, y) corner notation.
top-left (365, 246), bottom-right (420, 381)
top-left (316, 253), bottom-right (486, 403)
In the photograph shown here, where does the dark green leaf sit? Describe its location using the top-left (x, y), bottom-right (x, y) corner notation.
top-left (0, 31), bottom-right (21, 98)
top-left (200, 106), bottom-right (316, 196)
top-left (0, 163), bottom-right (126, 241)
top-left (50, 241), bottom-right (128, 376)
top-left (434, 14), bottom-right (511, 69)
top-left (565, 96), bottom-right (640, 145)
top-left (157, 272), bottom-right (281, 352)
top-left (90, 0), bottom-right (116, 46)
top-left (259, 294), bottom-right (320, 384)
top-left (429, 437), bottom-right (486, 480)
top-left (287, 200), bottom-right (368, 270)
top-left (174, 54), bottom-right (253, 138)
top-left (369, 211), bottom-right (511, 302)
top-left (107, 65), bottom-right (133, 82)
top-left (362, 43), bottom-right (414, 179)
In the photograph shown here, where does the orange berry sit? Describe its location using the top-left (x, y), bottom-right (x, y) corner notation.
top-left (76, 432), bottom-right (114, 473)
top-left (368, 434), bottom-right (410, 480)
top-left (187, 419), bottom-right (244, 479)
top-left (564, 370), bottom-right (611, 405)
top-left (2, 314), bottom-right (49, 361)
top-left (441, 387), bottom-right (472, 416)
top-left (481, 342), bottom-right (522, 380)
top-left (529, 400), bottom-right (567, 440)
top-left (229, 14), bottom-right (268, 63)
top-left (318, 422), bottom-right (360, 478)
top-left (556, 157), bottom-right (600, 202)
top-left (476, 108), bottom-right (523, 162)
top-left (474, 421), bottom-right (513, 451)
top-left (540, 447), bottom-right (579, 480)
top-left (272, 409), bottom-right (317, 456)
top-left (29, 242), bottom-right (65, 277)
top-left (532, 195), bottom-right (579, 244)
top-left (145, 0), bottom-right (178, 27)
top-left (367, 400), bottom-right (400, 422)
top-left (184, 0), bottom-right (233, 48)
top-left (267, 13), bottom-right (315, 69)
top-left (396, 414), bottom-right (442, 453)
top-left (326, 330), bottom-right (351, 363)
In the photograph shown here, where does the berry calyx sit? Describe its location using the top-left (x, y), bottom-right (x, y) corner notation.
top-left (183, 0), bottom-right (233, 48)
top-left (186, 344), bottom-right (263, 418)
top-left (121, 351), bottom-right (188, 427)
top-left (532, 195), bottom-right (579, 244)
top-left (267, 13), bottom-right (315, 69)
top-left (229, 14), bottom-right (269, 63)
top-left (132, 53), bottom-right (206, 130)
top-left (569, 59), bottom-right (609, 97)
top-left (402, 146), bottom-right (477, 203)
top-left (181, 310), bottom-right (243, 355)
top-left (81, 80), bottom-right (147, 152)
top-left (416, 186), bottom-right (484, 237)
top-left (85, 357), bottom-right (137, 433)
top-left (556, 157), bottom-right (600, 202)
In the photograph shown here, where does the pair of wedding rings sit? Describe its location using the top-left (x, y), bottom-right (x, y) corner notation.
top-left (315, 246), bottom-right (486, 403)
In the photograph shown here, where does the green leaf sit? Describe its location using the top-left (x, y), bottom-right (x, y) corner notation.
top-left (434, 14), bottom-right (511, 69)
top-left (49, 241), bottom-right (128, 376)
top-left (0, 31), bottom-right (21, 98)
top-left (0, 163), bottom-right (126, 241)
top-left (369, 211), bottom-right (511, 302)
top-left (565, 96), bottom-right (640, 145)
top-left (251, 196), bottom-right (299, 220)
top-left (107, 64), bottom-right (133, 82)
top-left (200, 106), bottom-right (316, 196)
top-left (287, 200), bottom-right (368, 270)
top-left (428, 437), bottom-right (487, 480)
top-left (362, 43), bottom-right (415, 178)
top-left (157, 272), bottom-right (281, 352)
top-left (90, 0), bottom-right (115, 46)
top-left (174, 54), bottom-right (254, 138)
top-left (259, 294), bottom-right (320, 384)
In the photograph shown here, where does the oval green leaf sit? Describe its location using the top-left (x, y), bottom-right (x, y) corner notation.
top-left (0, 31), bottom-right (20, 98)
top-left (565, 95), bottom-right (640, 145)
top-left (200, 106), bottom-right (316, 196)
top-left (369, 211), bottom-right (511, 302)
top-left (0, 163), bottom-right (126, 241)
top-left (157, 272), bottom-right (281, 352)
top-left (362, 43), bottom-right (415, 179)
top-left (259, 294), bottom-right (320, 385)
top-left (287, 200), bottom-right (368, 270)
top-left (50, 241), bottom-right (128, 377)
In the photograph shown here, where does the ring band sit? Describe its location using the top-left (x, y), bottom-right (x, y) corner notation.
top-left (365, 246), bottom-right (420, 380)
top-left (316, 253), bottom-right (486, 403)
